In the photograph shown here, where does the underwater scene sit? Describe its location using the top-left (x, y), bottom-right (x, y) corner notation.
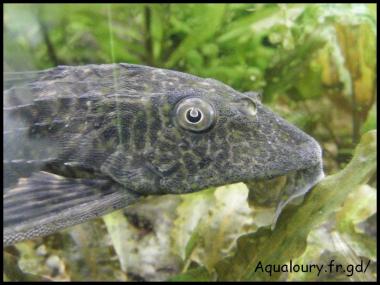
top-left (3, 3), bottom-right (377, 281)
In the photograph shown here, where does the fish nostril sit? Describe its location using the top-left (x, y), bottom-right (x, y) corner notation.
top-left (235, 97), bottom-right (257, 116)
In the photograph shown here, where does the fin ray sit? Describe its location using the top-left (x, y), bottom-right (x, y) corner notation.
top-left (3, 171), bottom-right (139, 246)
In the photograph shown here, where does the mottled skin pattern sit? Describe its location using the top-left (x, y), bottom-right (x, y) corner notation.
top-left (3, 63), bottom-right (323, 245)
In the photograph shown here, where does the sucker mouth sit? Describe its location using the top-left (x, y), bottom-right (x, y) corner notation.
top-left (244, 160), bottom-right (324, 227)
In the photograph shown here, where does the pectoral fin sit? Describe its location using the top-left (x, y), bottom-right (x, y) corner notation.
top-left (3, 171), bottom-right (139, 246)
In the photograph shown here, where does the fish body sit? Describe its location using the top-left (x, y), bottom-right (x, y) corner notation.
top-left (3, 63), bottom-right (324, 245)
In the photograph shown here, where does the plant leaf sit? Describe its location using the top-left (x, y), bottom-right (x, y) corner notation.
top-left (165, 4), bottom-right (226, 68)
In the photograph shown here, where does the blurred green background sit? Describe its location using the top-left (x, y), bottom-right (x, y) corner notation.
top-left (3, 3), bottom-right (377, 282)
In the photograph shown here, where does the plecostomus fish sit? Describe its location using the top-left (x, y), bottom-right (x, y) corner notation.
top-left (3, 64), bottom-right (324, 246)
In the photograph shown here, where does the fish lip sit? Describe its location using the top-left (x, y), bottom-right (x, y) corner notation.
top-left (244, 136), bottom-right (323, 183)
top-left (241, 159), bottom-right (324, 185)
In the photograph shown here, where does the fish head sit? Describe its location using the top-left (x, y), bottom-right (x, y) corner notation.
top-left (102, 64), bottom-right (323, 197)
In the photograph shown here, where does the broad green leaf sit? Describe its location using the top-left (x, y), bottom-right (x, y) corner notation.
top-left (287, 184), bottom-right (377, 281)
top-left (335, 21), bottom-right (376, 107)
top-left (361, 103), bottom-right (377, 134)
top-left (286, 228), bottom-right (333, 281)
top-left (217, 4), bottom-right (281, 43)
top-left (150, 5), bottom-right (165, 63)
top-left (294, 62), bottom-right (323, 100)
top-left (263, 31), bottom-right (327, 102)
top-left (336, 184), bottom-right (377, 230)
top-left (165, 4), bottom-right (226, 68)
top-left (104, 195), bottom-right (183, 281)
top-left (334, 184), bottom-right (377, 261)
top-left (103, 210), bottom-right (130, 273)
top-left (171, 188), bottom-right (215, 262)
top-left (172, 184), bottom-right (253, 271)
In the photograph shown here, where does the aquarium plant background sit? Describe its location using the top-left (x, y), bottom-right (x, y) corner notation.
top-left (3, 3), bottom-right (377, 281)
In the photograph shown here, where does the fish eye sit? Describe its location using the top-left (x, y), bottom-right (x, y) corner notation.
top-left (185, 107), bottom-right (203, 124)
top-left (175, 97), bottom-right (216, 132)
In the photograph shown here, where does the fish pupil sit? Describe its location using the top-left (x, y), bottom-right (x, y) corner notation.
top-left (185, 107), bottom-right (202, 124)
